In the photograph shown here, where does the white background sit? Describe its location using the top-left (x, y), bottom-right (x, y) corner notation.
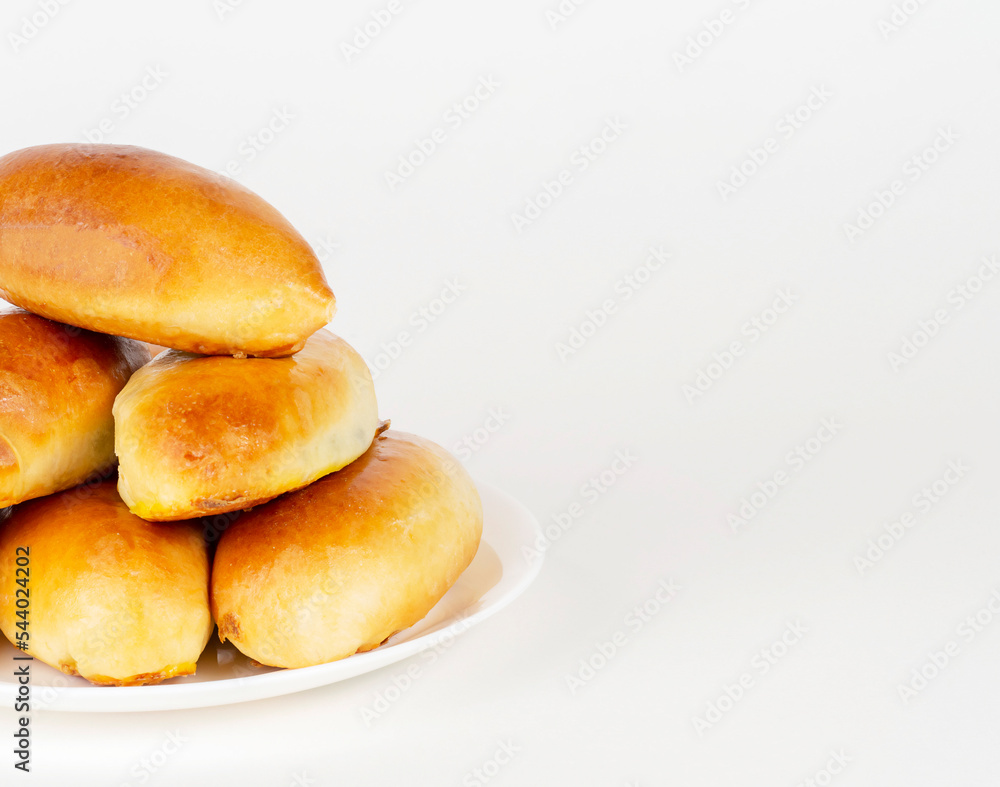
top-left (1, 0), bottom-right (999, 785)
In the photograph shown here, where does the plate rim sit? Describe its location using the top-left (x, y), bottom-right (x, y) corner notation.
top-left (0, 479), bottom-right (543, 712)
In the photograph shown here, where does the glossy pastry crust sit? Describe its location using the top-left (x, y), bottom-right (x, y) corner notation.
top-left (0, 143), bottom-right (335, 356)
top-left (0, 482), bottom-right (212, 686)
top-left (0, 306), bottom-right (149, 507)
top-left (114, 330), bottom-right (379, 521)
top-left (210, 430), bottom-right (483, 669)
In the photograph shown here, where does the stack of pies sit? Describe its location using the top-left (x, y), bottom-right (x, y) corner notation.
top-left (0, 144), bottom-right (482, 685)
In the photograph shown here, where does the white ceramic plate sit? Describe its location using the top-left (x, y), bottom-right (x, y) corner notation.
top-left (0, 481), bottom-right (542, 712)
